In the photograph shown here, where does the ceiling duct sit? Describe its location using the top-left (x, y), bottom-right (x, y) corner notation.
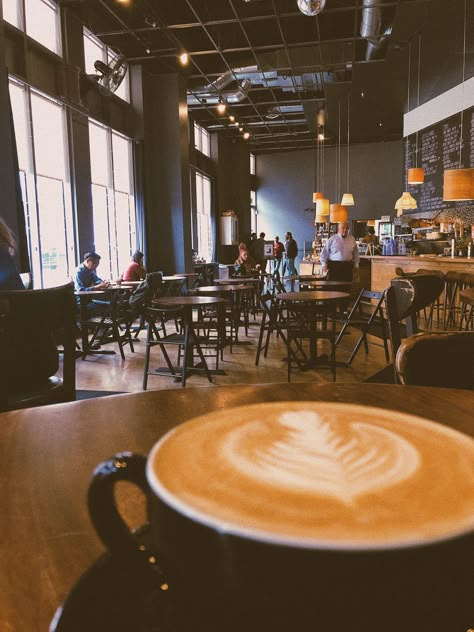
top-left (266, 104), bottom-right (304, 119)
top-left (360, 0), bottom-right (392, 61)
top-left (187, 66), bottom-right (258, 106)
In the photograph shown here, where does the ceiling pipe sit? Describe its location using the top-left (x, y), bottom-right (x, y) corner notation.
top-left (360, 0), bottom-right (392, 61)
top-left (187, 78), bottom-right (252, 105)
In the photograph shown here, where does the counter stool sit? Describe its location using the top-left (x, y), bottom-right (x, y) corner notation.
top-left (459, 287), bottom-right (474, 330)
top-left (443, 271), bottom-right (469, 329)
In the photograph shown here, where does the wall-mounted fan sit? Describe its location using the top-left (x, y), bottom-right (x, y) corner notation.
top-left (92, 54), bottom-right (128, 94)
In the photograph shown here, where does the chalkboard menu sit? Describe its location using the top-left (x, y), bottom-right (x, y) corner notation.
top-left (405, 105), bottom-right (474, 214)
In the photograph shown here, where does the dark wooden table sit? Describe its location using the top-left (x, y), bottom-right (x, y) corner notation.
top-left (1, 384), bottom-right (473, 631)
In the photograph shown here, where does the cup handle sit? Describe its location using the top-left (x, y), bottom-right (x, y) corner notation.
top-left (88, 452), bottom-right (155, 572)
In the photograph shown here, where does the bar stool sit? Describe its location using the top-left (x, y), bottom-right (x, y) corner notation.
top-left (444, 271), bottom-right (467, 329)
top-left (459, 287), bottom-right (474, 330)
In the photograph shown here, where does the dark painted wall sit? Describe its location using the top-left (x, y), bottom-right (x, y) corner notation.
top-left (256, 140), bottom-right (403, 256)
top-left (215, 136), bottom-right (251, 245)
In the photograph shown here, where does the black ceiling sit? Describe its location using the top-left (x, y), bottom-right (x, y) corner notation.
top-left (72, 0), bottom-right (473, 153)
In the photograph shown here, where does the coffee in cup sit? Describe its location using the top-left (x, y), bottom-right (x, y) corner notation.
top-left (89, 402), bottom-right (474, 632)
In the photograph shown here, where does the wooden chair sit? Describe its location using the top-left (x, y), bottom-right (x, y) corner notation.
top-left (334, 289), bottom-right (389, 366)
top-left (0, 282), bottom-right (76, 412)
top-left (385, 275), bottom-right (445, 383)
top-left (395, 331), bottom-right (474, 389)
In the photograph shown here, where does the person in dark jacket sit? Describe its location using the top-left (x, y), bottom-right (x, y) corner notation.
top-left (284, 231), bottom-right (298, 276)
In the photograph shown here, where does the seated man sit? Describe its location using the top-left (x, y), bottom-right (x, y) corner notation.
top-left (75, 252), bottom-right (110, 292)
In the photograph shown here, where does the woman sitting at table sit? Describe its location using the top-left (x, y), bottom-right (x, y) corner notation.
top-left (121, 250), bottom-right (146, 282)
top-left (234, 243), bottom-right (260, 275)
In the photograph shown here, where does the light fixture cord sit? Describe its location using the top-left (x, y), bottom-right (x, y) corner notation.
top-left (459, 0), bottom-right (467, 168)
top-left (346, 92), bottom-right (350, 191)
top-left (415, 34), bottom-right (421, 167)
top-left (338, 99), bottom-right (341, 199)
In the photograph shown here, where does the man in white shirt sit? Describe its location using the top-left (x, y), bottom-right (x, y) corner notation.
top-left (320, 221), bottom-right (359, 282)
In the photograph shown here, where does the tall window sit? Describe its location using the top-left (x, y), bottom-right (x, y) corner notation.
top-left (83, 28), bottom-right (130, 102)
top-left (250, 153), bottom-right (256, 175)
top-left (4, 0), bottom-right (61, 54)
top-left (251, 189), bottom-right (257, 233)
top-left (9, 79), bottom-right (75, 286)
top-left (89, 119), bottom-right (136, 279)
top-left (3, 0), bottom-right (23, 29)
top-left (194, 122), bottom-right (210, 157)
top-left (195, 173), bottom-right (213, 262)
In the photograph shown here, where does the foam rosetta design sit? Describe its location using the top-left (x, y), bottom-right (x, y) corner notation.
top-left (224, 411), bottom-right (420, 506)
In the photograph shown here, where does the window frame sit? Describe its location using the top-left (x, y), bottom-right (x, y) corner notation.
top-left (194, 121), bottom-right (210, 157)
top-left (83, 27), bottom-right (130, 102)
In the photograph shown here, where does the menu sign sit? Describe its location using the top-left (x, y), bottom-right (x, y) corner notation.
top-left (405, 106), bottom-right (474, 214)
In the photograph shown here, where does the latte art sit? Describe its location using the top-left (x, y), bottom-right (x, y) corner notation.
top-left (224, 411), bottom-right (420, 506)
top-left (149, 402), bottom-right (474, 548)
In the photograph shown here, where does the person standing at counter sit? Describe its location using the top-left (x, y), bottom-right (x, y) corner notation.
top-left (320, 221), bottom-right (359, 282)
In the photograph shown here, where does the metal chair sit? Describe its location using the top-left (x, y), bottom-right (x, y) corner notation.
top-left (334, 289), bottom-right (389, 366)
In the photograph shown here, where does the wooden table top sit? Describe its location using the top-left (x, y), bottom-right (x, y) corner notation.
top-left (197, 285), bottom-right (251, 293)
top-left (162, 275), bottom-right (186, 282)
top-left (2, 383), bottom-right (473, 631)
top-left (153, 295), bottom-right (224, 307)
top-left (276, 291), bottom-right (351, 302)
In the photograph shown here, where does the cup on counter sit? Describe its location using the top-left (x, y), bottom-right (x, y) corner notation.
top-left (88, 402), bottom-right (474, 632)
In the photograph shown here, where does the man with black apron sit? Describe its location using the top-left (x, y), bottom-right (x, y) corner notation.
top-left (320, 221), bottom-right (359, 282)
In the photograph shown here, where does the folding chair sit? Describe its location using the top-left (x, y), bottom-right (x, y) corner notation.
top-left (334, 289), bottom-right (389, 366)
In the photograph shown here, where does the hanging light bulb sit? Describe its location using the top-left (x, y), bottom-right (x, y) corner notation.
top-left (330, 204), bottom-right (348, 223)
top-left (216, 102), bottom-right (226, 114)
top-left (178, 51), bottom-right (189, 66)
top-left (341, 92), bottom-right (354, 206)
top-left (243, 131), bottom-right (250, 140)
top-left (407, 168), bottom-right (425, 185)
top-left (316, 198), bottom-right (330, 216)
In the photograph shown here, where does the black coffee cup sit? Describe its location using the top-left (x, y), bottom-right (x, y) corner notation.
top-left (88, 403), bottom-right (474, 632)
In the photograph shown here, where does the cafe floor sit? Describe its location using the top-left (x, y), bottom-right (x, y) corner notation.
top-left (75, 312), bottom-right (394, 394)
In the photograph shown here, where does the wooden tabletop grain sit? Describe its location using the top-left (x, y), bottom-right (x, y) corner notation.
top-left (1, 383), bottom-right (473, 631)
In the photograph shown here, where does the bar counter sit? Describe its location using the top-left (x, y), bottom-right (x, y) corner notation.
top-left (362, 255), bottom-right (474, 292)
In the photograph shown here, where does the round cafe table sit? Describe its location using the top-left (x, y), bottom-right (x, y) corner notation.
top-left (0, 383), bottom-right (473, 632)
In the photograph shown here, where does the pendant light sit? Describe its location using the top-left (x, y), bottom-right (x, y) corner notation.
top-left (407, 35), bottom-right (425, 185)
top-left (331, 100), bottom-right (348, 222)
top-left (395, 41), bottom-right (418, 215)
top-left (443, 0), bottom-right (474, 201)
top-left (340, 92), bottom-right (355, 206)
top-left (315, 114), bottom-right (329, 221)
top-left (313, 109), bottom-right (326, 206)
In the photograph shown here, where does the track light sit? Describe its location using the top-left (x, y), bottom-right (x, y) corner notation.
top-left (178, 52), bottom-right (189, 66)
top-left (229, 115), bottom-right (235, 123)
top-left (217, 102), bottom-right (226, 114)
top-left (243, 132), bottom-right (250, 140)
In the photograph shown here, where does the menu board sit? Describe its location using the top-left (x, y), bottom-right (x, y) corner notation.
top-left (405, 106), bottom-right (474, 214)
